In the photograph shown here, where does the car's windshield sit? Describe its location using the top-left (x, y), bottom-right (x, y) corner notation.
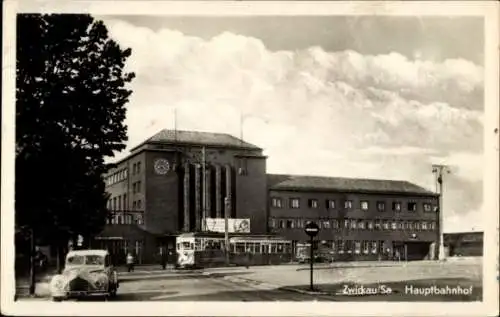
top-left (66, 255), bottom-right (104, 265)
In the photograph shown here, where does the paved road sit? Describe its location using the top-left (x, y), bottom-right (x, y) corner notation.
top-left (60, 272), bottom-right (334, 302)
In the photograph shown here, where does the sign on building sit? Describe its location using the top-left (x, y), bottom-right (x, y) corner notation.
top-left (204, 218), bottom-right (251, 233)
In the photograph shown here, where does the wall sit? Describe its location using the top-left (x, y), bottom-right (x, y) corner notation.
top-left (235, 156), bottom-right (268, 234)
top-left (269, 190), bottom-right (439, 243)
top-left (144, 150), bottom-right (178, 235)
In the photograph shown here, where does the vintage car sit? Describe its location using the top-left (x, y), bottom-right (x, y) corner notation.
top-left (49, 249), bottom-right (119, 301)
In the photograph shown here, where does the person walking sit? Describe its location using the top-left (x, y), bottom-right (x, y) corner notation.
top-left (160, 249), bottom-right (167, 270)
top-left (126, 252), bottom-right (135, 272)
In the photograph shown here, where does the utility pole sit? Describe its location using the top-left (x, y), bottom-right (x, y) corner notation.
top-left (224, 196), bottom-right (230, 265)
top-left (202, 146), bottom-right (207, 232)
top-left (432, 164), bottom-right (450, 261)
top-left (29, 228), bottom-right (35, 295)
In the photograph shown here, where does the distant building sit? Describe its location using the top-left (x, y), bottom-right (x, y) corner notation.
top-left (268, 174), bottom-right (439, 261)
top-left (94, 129), bottom-right (440, 264)
top-left (444, 231), bottom-right (483, 257)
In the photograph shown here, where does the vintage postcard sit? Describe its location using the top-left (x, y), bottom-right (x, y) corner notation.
top-left (2, 1), bottom-right (499, 316)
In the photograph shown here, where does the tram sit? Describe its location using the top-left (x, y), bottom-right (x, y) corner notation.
top-left (176, 232), bottom-right (292, 269)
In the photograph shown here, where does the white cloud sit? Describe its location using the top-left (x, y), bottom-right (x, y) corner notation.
top-left (104, 19), bottom-right (484, 232)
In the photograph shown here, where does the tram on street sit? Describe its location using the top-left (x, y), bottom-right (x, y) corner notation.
top-left (176, 232), bottom-right (293, 269)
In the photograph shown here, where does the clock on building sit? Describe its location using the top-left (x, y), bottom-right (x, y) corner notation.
top-left (154, 158), bottom-right (170, 175)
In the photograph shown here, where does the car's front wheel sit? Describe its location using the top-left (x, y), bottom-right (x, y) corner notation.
top-left (52, 297), bottom-right (63, 302)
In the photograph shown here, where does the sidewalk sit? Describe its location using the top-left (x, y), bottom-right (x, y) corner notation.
top-left (218, 260), bottom-right (483, 296)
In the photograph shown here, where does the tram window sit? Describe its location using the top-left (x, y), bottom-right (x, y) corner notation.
top-left (176, 243), bottom-right (180, 250)
top-left (277, 243), bottom-right (284, 253)
top-left (235, 242), bottom-right (246, 253)
top-left (181, 242), bottom-right (191, 249)
top-left (270, 244), bottom-right (277, 253)
top-left (194, 240), bottom-right (202, 251)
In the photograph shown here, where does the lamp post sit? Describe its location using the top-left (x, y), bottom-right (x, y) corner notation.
top-left (432, 164), bottom-right (450, 261)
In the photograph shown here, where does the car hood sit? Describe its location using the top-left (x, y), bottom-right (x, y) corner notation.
top-left (59, 266), bottom-right (108, 290)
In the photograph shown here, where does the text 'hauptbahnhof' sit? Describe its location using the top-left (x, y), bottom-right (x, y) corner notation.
top-left (97, 129), bottom-right (440, 267)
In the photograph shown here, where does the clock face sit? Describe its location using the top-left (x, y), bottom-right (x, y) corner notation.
top-left (154, 159), bottom-right (170, 175)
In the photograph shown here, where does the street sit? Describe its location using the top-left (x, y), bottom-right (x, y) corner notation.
top-left (15, 259), bottom-right (482, 302)
top-left (110, 271), bottom-right (333, 301)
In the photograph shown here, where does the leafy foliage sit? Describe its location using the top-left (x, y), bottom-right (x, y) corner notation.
top-left (15, 14), bottom-right (135, 246)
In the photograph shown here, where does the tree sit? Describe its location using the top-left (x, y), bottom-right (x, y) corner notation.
top-left (15, 14), bottom-right (135, 282)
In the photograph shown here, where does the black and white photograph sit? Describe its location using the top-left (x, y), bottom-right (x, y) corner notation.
top-left (2, 1), bottom-right (499, 316)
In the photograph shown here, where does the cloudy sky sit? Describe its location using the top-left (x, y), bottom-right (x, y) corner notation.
top-left (99, 15), bottom-right (484, 233)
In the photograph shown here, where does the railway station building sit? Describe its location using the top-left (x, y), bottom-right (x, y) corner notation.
top-left (95, 129), bottom-right (440, 264)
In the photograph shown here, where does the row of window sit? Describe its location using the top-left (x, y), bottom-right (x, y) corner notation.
top-left (106, 212), bottom-right (144, 225)
top-left (271, 197), bottom-right (437, 213)
top-left (305, 240), bottom-right (394, 255)
top-left (106, 168), bottom-right (128, 186)
top-left (270, 218), bottom-right (437, 231)
top-left (105, 162), bottom-right (143, 187)
top-left (107, 195), bottom-right (143, 211)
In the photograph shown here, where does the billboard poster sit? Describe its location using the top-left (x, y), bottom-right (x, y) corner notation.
top-left (204, 218), bottom-right (251, 233)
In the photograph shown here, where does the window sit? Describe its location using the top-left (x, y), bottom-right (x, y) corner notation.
top-left (414, 222), bottom-right (420, 230)
top-left (354, 241), bottom-right (361, 254)
top-left (123, 194), bottom-right (127, 210)
top-left (408, 222), bottom-right (414, 230)
top-left (423, 203), bottom-right (432, 212)
top-left (391, 222), bottom-right (397, 230)
top-left (362, 241), bottom-right (370, 254)
top-left (392, 202), bottom-right (401, 211)
top-left (397, 221), bottom-right (403, 230)
top-left (132, 182), bottom-right (136, 193)
top-left (322, 220), bottom-right (330, 229)
top-left (360, 201), bottom-right (369, 210)
top-left (137, 200), bottom-right (142, 210)
top-left (124, 169), bottom-right (128, 178)
top-left (296, 219), bottom-right (304, 228)
top-left (430, 221), bottom-right (436, 230)
top-left (350, 219), bottom-right (357, 229)
top-left (308, 199), bottom-right (318, 208)
top-left (279, 220), bottom-right (285, 229)
top-left (367, 220), bottom-right (374, 230)
top-left (133, 201), bottom-right (137, 210)
top-left (269, 218), bottom-right (276, 228)
top-left (382, 221), bottom-right (389, 230)
top-left (290, 198), bottom-right (300, 209)
top-left (357, 220), bottom-right (366, 229)
top-left (136, 214), bottom-right (144, 225)
top-left (136, 181), bottom-right (141, 193)
top-left (421, 222), bottom-right (428, 230)
top-left (286, 219), bottom-right (295, 229)
top-left (344, 220), bottom-right (350, 229)
top-left (433, 205), bottom-right (439, 213)
top-left (377, 201), bottom-right (385, 212)
top-left (271, 197), bottom-right (282, 208)
top-left (374, 220), bottom-right (381, 230)
top-left (344, 200), bottom-right (352, 209)
top-left (132, 163), bottom-right (137, 174)
top-left (345, 240), bottom-right (353, 253)
top-left (337, 240), bottom-right (345, 253)
top-left (326, 200), bottom-right (336, 209)
top-left (113, 197), bottom-right (117, 210)
top-left (407, 202), bottom-right (417, 212)
top-left (137, 162), bottom-right (141, 173)
top-left (332, 220), bottom-right (339, 229)
top-left (371, 241), bottom-right (378, 254)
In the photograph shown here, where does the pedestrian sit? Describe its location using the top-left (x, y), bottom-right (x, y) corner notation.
top-left (126, 252), bottom-right (135, 272)
top-left (160, 249), bottom-right (167, 270)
